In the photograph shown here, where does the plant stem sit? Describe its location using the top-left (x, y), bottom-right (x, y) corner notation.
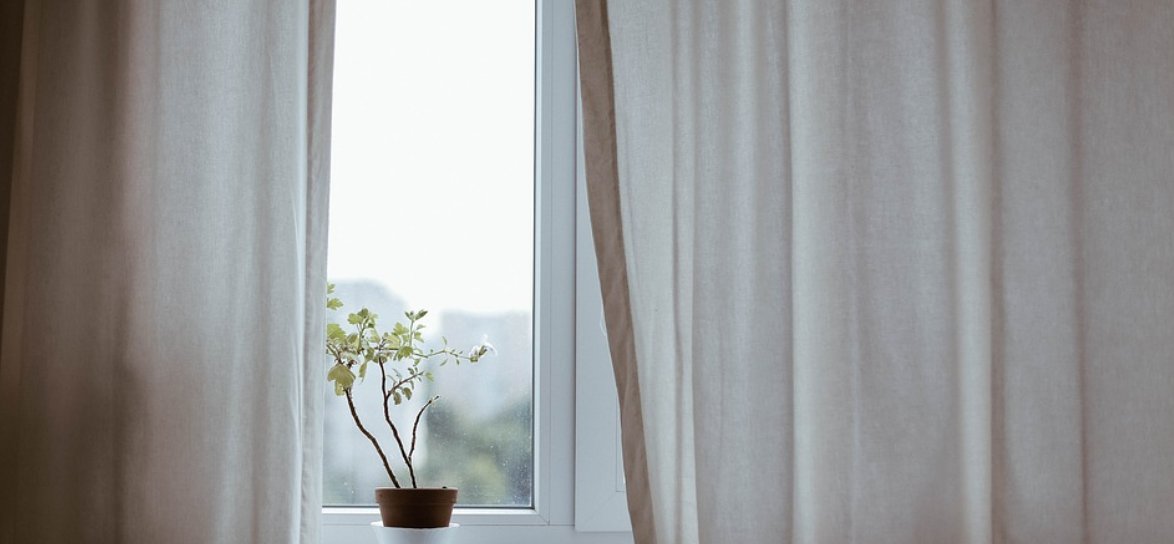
top-left (379, 362), bottom-right (418, 488)
top-left (346, 389), bottom-right (400, 488)
top-left (386, 369), bottom-right (426, 397)
top-left (410, 396), bottom-right (440, 462)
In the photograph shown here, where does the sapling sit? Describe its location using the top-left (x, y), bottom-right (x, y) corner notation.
top-left (325, 283), bottom-right (493, 488)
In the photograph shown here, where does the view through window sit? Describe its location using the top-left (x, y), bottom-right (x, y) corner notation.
top-left (325, 0), bottom-right (535, 507)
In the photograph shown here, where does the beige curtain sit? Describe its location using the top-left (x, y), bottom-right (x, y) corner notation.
top-left (0, 1), bottom-right (336, 543)
top-left (577, 1), bottom-right (1174, 543)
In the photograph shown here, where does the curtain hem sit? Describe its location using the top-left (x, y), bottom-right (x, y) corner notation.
top-left (574, 2), bottom-right (657, 543)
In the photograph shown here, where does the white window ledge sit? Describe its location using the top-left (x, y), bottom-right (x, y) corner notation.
top-left (323, 509), bottom-right (634, 544)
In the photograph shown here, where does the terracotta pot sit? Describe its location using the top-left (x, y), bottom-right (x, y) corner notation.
top-left (374, 487), bottom-right (458, 529)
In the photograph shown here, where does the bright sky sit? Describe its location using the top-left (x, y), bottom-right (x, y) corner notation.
top-left (327, 0), bottom-right (535, 314)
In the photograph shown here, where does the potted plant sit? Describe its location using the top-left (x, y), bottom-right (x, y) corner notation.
top-left (324, 283), bottom-right (493, 533)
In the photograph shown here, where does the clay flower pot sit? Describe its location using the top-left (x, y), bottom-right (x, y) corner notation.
top-left (375, 487), bottom-right (458, 529)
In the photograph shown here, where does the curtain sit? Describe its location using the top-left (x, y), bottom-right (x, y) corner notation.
top-left (0, 1), bottom-right (336, 543)
top-left (577, 1), bottom-right (1174, 543)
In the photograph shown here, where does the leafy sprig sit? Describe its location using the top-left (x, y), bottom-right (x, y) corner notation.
top-left (324, 283), bottom-right (493, 488)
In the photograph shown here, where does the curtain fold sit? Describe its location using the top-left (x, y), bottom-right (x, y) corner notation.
top-left (576, 1), bottom-right (1174, 543)
top-left (575, 3), bottom-right (658, 543)
top-left (0, 0), bottom-right (22, 312)
top-left (0, 1), bottom-right (336, 542)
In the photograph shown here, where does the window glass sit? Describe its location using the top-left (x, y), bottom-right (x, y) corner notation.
top-left (325, 0), bottom-right (535, 507)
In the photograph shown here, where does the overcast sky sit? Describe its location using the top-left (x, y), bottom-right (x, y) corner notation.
top-left (327, 0), bottom-right (535, 314)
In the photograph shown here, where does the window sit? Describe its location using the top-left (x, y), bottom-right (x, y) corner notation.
top-left (324, 0), bottom-right (535, 508)
top-left (322, 1), bottom-right (631, 541)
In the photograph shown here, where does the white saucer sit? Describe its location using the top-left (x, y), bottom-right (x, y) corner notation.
top-left (369, 522), bottom-right (459, 544)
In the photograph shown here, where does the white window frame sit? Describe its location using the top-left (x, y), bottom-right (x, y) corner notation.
top-left (321, 1), bottom-right (632, 542)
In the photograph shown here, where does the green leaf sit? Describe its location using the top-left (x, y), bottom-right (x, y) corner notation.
top-left (392, 391), bottom-right (403, 405)
top-left (327, 364), bottom-right (355, 396)
top-left (326, 297), bottom-right (343, 311)
top-left (327, 282), bottom-right (336, 295)
top-left (326, 323), bottom-right (345, 341)
top-left (347, 313), bottom-right (362, 325)
top-left (403, 387), bottom-right (412, 400)
top-left (359, 361), bottom-right (368, 380)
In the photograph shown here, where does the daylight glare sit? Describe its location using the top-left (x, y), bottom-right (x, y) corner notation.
top-left (328, 0), bottom-right (534, 315)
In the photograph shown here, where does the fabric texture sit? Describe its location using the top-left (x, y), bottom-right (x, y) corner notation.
top-left (575, 2), bottom-right (657, 543)
top-left (575, 1), bottom-right (1174, 543)
top-left (0, 1), bottom-right (336, 543)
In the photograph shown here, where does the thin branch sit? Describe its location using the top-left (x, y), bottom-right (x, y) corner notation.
top-left (410, 396), bottom-right (441, 463)
top-left (384, 369), bottom-right (426, 401)
top-left (379, 361), bottom-right (418, 487)
top-left (345, 389), bottom-right (400, 488)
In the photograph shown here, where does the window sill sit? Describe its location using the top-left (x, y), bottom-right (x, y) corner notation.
top-left (323, 506), bottom-right (548, 527)
top-left (321, 508), bottom-right (635, 544)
